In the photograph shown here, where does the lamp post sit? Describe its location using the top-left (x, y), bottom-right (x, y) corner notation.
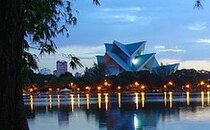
top-left (207, 84), bottom-right (210, 91)
top-left (134, 81), bottom-right (139, 87)
top-left (48, 88), bottom-right (52, 94)
top-left (198, 81), bottom-right (205, 91)
top-left (29, 88), bottom-right (33, 94)
top-left (117, 86), bottom-right (121, 91)
top-left (141, 85), bottom-right (145, 92)
top-left (200, 81), bottom-right (205, 85)
top-left (85, 86), bottom-right (91, 93)
top-left (168, 81), bottom-right (174, 91)
top-left (104, 80), bottom-right (111, 92)
top-left (134, 81), bottom-right (139, 92)
top-left (185, 84), bottom-right (191, 91)
top-left (163, 85), bottom-right (167, 92)
top-left (168, 81), bottom-right (173, 86)
top-left (77, 88), bottom-right (80, 92)
top-left (97, 86), bottom-right (101, 92)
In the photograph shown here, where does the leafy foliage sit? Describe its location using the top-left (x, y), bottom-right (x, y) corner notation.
top-left (24, 0), bottom-right (100, 54)
top-left (21, 0), bottom-right (100, 72)
top-left (62, 53), bottom-right (84, 69)
top-left (194, 0), bottom-right (203, 9)
top-left (84, 63), bottom-right (107, 86)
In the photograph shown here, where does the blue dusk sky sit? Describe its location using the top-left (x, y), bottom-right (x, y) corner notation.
top-left (34, 0), bottom-right (210, 74)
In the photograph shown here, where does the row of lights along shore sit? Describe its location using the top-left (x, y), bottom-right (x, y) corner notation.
top-left (24, 80), bottom-right (210, 94)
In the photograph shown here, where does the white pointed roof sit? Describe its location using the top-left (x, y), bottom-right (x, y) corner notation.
top-left (96, 40), bottom-right (179, 75)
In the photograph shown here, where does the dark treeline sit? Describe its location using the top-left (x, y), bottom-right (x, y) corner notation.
top-left (24, 67), bottom-right (210, 92)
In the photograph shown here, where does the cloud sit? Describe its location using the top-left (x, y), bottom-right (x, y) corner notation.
top-left (96, 7), bottom-right (151, 24)
top-left (158, 49), bottom-right (186, 53)
top-left (57, 45), bottom-right (105, 57)
top-left (109, 14), bottom-right (138, 22)
top-left (159, 59), bottom-right (210, 71)
top-left (154, 45), bottom-right (186, 53)
top-left (197, 38), bottom-right (210, 44)
top-left (187, 22), bottom-right (206, 31)
top-left (158, 58), bottom-right (181, 65)
top-left (180, 60), bottom-right (210, 71)
top-left (102, 7), bottom-right (142, 12)
top-left (106, 14), bottom-right (152, 24)
top-left (154, 45), bottom-right (166, 49)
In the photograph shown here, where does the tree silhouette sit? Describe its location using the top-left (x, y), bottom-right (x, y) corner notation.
top-left (0, 0), bottom-right (99, 129)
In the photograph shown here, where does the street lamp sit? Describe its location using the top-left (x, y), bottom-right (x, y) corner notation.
top-left (185, 84), bottom-right (191, 91)
top-left (185, 84), bottom-right (190, 89)
top-left (134, 81), bottom-right (139, 87)
top-left (163, 85), bottom-right (167, 89)
top-left (163, 85), bottom-right (167, 92)
top-left (198, 81), bottom-right (205, 91)
top-left (104, 80), bottom-right (108, 86)
top-left (49, 88), bottom-right (52, 92)
top-left (97, 86), bottom-right (101, 91)
top-left (29, 88), bottom-right (33, 93)
top-left (168, 81), bottom-right (173, 86)
top-left (85, 86), bottom-right (91, 91)
top-left (200, 81), bottom-right (205, 85)
top-left (70, 82), bottom-right (74, 86)
top-left (167, 81), bottom-right (174, 91)
top-left (141, 85), bottom-right (145, 90)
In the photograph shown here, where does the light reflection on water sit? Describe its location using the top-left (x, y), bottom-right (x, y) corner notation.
top-left (186, 91), bottom-right (190, 106)
top-left (169, 92), bottom-right (173, 108)
top-left (57, 94), bottom-right (60, 109)
top-left (201, 91), bottom-right (204, 108)
top-left (86, 94), bottom-right (90, 110)
top-left (134, 92), bottom-right (139, 109)
top-left (104, 93), bottom-right (109, 111)
top-left (118, 93), bottom-right (121, 108)
top-left (207, 91), bottom-right (210, 105)
top-left (25, 92), bottom-right (210, 130)
top-left (70, 94), bottom-right (74, 112)
top-left (77, 94), bottom-right (80, 108)
top-left (98, 93), bottom-right (102, 109)
top-left (164, 92), bottom-right (167, 107)
top-left (49, 94), bottom-right (52, 110)
top-left (30, 95), bottom-right (33, 113)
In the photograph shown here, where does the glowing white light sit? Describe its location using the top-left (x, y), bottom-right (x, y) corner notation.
top-left (134, 114), bottom-right (139, 129)
top-left (132, 58), bottom-right (138, 64)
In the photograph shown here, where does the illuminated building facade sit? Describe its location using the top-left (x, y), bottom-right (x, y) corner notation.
top-left (96, 40), bottom-right (179, 75)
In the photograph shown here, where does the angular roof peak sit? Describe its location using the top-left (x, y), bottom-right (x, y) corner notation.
top-left (112, 40), bottom-right (130, 56)
top-left (125, 41), bottom-right (146, 55)
top-left (104, 43), bottom-right (113, 52)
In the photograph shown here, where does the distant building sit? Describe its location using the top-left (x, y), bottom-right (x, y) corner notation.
top-left (53, 70), bottom-right (57, 76)
top-left (39, 68), bottom-right (51, 75)
top-left (54, 60), bottom-right (68, 77)
top-left (75, 72), bottom-right (82, 77)
top-left (96, 40), bottom-right (179, 75)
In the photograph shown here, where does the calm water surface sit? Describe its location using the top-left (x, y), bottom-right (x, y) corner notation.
top-left (25, 92), bottom-right (210, 130)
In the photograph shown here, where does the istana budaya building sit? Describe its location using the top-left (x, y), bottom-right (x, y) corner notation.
top-left (96, 40), bottom-right (179, 75)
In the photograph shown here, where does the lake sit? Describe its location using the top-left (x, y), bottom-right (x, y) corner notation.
top-left (25, 92), bottom-right (210, 130)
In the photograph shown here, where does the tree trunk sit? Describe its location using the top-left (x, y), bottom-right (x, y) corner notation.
top-left (0, 0), bottom-right (29, 130)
